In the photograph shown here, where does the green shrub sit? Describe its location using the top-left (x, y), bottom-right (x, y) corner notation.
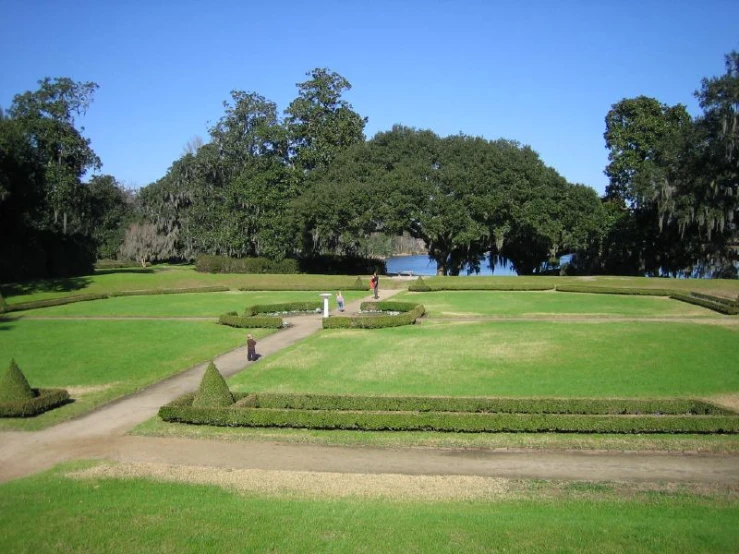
top-left (409, 276), bottom-right (431, 292)
top-left (554, 285), bottom-right (674, 296)
top-left (195, 255), bottom-right (299, 274)
top-left (0, 359), bottom-right (34, 402)
top-left (322, 302), bottom-right (425, 329)
top-left (0, 293), bottom-right (7, 314)
top-left (113, 285), bottom-right (229, 296)
top-left (353, 277), bottom-right (366, 290)
top-left (245, 302), bottom-right (321, 316)
top-left (0, 388), bottom-right (70, 417)
top-left (6, 293), bottom-right (110, 312)
top-left (670, 293), bottom-right (739, 315)
top-left (409, 280), bottom-right (553, 292)
top-left (192, 362), bottom-right (234, 408)
top-left (218, 314), bottom-right (283, 329)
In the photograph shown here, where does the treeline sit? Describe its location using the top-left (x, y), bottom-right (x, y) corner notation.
top-left (1, 54), bottom-right (737, 281)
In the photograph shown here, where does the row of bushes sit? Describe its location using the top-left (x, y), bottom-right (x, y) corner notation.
top-left (196, 254), bottom-right (386, 276)
top-left (0, 388), bottom-right (70, 417)
top-left (322, 301), bottom-right (426, 329)
top-left (159, 394), bottom-right (739, 434)
top-left (3, 286), bottom-right (231, 313)
top-left (409, 277), bottom-right (553, 292)
top-left (408, 279), bottom-right (738, 315)
top-left (231, 393), bottom-right (734, 415)
top-left (218, 313), bottom-right (283, 329)
top-left (245, 302), bottom-right (321, 316)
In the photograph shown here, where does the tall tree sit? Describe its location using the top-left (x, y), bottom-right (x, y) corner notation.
top-left (8, 77), bottom-right (101, 234)
top-left (285, 68), bottom-right (367, 173)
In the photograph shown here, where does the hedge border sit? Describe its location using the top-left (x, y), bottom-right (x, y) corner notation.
top-left (0, 388), bottom-right (70, 417)
top-left (322, 301), bottom-right (426, 329)
top-left (159, 394), bottom-right (739, 434)
top-left (218, 314), bottom-right (283, 329)
top-left (245, 302), bottom-right (322, 316)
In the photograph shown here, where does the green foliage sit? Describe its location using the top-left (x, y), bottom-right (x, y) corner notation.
top-left (192, 362), bottom-right (234, 408)
top-left (245, 302), bottom-right (321, 316)
top-left (554, 285), bottom-right (674, 296)
top-left (113, 286), bottom-right (229, 297)
top-left (160, 392), bottom-right (739, 434)
top-left (5, 293), bottom-right (110, 312)
top-left (0, 388), bottom-right (69, 417)
top-left (670, 293), bottom-right (739, 315)
top-left (0, 359), bottom-right (34, 402)
top-left (0, 293), bottom-right (7, 313)
top-left (408, 280), bottom-right (553, 292)
top-left (218, 314), bottom-right (283, 329)
top-left (196, 255), bottom-right (299, 274)
top-left (410, 276), bottom-right (431, 292)
top-left (322, 302), bottom-right (425, 329)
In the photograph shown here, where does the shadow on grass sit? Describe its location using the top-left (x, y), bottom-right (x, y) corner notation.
top-left (0, 276), bottom-right (93, 299)
top-left (0, 315), bottom-right (17, 332)
top-left (93, 268), bottom-right (155, 276)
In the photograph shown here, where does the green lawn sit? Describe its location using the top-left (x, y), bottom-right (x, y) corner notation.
top-left (0, 466), bottom-right (736, 554)
top-left (396, 290), bottom-right (718, 317)
top-left (16, 290), bottom-right (368, 318)
top-left (0, 319), bottom-right (261, 430)
top-left (229, 321), bottom-right (739, 397)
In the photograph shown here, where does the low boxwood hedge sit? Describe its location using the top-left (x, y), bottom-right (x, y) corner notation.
top-left (322, 301), bottom-right (425, 329)
top-left (670, 293), bottom-right (739, 315)
top-left (245, 302), bottom-right (321, 316)
top-left (0, 388), bottom-right (70, 417)
top-left (408, 278), bottom-right (553, 292)
top-left (554, 285), bottom-right (674, 296)
top-left (113, 285), bottom-right (230, 296)
top-left (218, 314), bottom-right (283, 329)
top-left (159, 392), bottom-right (739, 434)
top-left (6, 293), bottom-right (110, 312)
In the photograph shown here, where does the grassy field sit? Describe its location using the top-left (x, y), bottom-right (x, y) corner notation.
top-left (228, 320), bottom-right (739, 398)
top-left (3, 267), bottom-right (738, 304)
top-left (15, 290), bottom-right (368, 318)
top-left (395, 290), bottom-right (721, 317)
top-left (0, 464), bottom-right (737, 554)
top-left (0, 319), bottom-right (260, 430)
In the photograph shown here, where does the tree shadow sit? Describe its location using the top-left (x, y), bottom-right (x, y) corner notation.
top-left (93, 268), bottom-right (154, 276)
top-left (0, 315), bottom-right (18, 332)
top-left (0, 276), bottom-right (93, 298)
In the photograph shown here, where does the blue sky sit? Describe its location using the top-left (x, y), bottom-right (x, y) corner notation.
top-left (1, 0), bottom-right (737, 195)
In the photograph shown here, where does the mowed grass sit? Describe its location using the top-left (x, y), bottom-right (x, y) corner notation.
top-left (0, 467), bottom-right (737, 554)
top-left (16, 291), bottom-right (368, 318)
top-left (396, 290), bottom-right (720, 317)
top-left (229, 321), bottom-right (739, 397)
top-left (1, 266), bottom-right (388, 304)
top-left (0, 319), bottom-right (258, 430)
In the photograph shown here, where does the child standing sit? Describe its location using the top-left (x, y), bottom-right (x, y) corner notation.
top-left (336, 291), bottom-right (345, 312)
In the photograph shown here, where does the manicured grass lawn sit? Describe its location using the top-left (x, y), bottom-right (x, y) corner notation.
top-left (396, 290), bottom-right (718, 317)
top-left (0, 319), bottom-right (260, 430)
top-left (0, 467), bottom-right (737, 554)
top-left (16, 291), bottom-right (368, 318)
top-left (229, 321), bottom-right (739, 397)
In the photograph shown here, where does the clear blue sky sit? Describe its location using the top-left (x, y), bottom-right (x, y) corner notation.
top-left (1, 0), bottom-right (737, 195)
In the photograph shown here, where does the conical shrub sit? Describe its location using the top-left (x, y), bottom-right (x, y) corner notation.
top-left (0, 359), bottom-right (35, 403)
top-left (192, 361), bottom-right (234, 408)
top-left (353, 276), bottom-right (365, 290)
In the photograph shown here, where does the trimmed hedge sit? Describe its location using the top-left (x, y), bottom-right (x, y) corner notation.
top-left (554, 285), bottom-right (674, 296)
top-left (159, 399), bottom-right (739, 434)
top-left (240, 393), bottom-right (734, 416)
top-left (408, 279), bottom-right (554, 292)
top-left (322, 301), bottom-right (425, 329)
top-left (245, 302), bottom-right (321, 316)
top-left (113, 285), bottom-right (230, 296)
top-left (670, 293), bottom-right (739, 315)
top-left (196, 255), bottom-right (300, 274)
top-left (6, 293), bottom-right (110, 312)
top-left (192, 362), bottom-right (234, 408)
top-left (0, 388), bottom-right (70, 417)
top-left (218, 314), bottom-right (283, 329)
top-left (0, 359), bottom-right (34, 402)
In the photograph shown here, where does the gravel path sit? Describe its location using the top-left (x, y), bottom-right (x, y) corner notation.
top-left (2, 288), bottom-right (738, 488)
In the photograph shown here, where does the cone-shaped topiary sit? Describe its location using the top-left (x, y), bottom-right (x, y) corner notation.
top-left (353, 276), bottom-right (365, 290)
top-left (192, 361), bottom-right (234, 408)
top-left (0, 359), bottom-right (35, 403)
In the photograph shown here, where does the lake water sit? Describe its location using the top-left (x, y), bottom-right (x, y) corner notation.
top-left (386, 255), bottom-right (517, 276)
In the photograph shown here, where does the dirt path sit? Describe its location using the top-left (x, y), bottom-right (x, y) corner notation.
top-left (2, 288), bottom-right (738, 486)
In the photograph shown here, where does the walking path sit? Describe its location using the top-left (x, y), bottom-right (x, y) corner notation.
top-left (2, 288), bottom-right (738, 486)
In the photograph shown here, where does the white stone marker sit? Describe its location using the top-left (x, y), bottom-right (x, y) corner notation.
top-left (319, 293), bottom-right (332, 318)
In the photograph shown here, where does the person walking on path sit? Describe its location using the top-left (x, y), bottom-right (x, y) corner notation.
top-left (371, 271), bottom-right (380, 299)
top-left (247, 334), bottom-right (258, 361)
top-left (336, 291), bottom-right (345, 312)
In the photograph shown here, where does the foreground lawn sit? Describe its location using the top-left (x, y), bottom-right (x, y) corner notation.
top-left (0, 319), bottom-right (258, 430)
top-left (1, 466), bottom-right (737, 554)
top-left (396, 290), bottom-right (719, 317)
top-left (16, 291), bottom-right (368, 318)
top-left (229, 321), bottom-right (739, 397)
